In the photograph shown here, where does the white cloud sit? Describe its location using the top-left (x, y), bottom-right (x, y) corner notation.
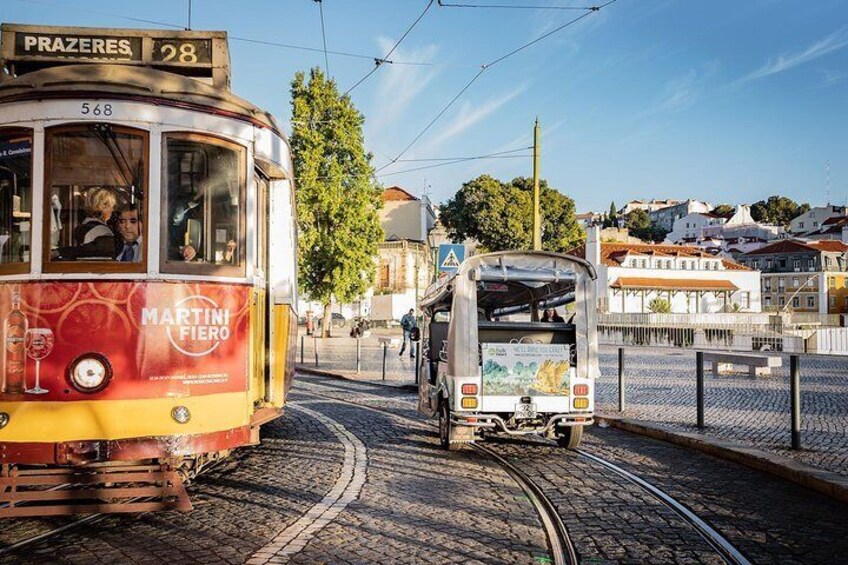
top-left (820, 68), bottom-right (847, 87)
top-left (422, 84), bottom-right (528, 149)
top-left (737, 27), bottom-right (848, 85)
top-left (647, 61), bottom-right (720, 115)
top-left (366, 39), bottom-right (441, 134)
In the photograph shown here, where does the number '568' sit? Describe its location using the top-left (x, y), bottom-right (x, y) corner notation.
top-left (81, 103), bottom-right (113, 116)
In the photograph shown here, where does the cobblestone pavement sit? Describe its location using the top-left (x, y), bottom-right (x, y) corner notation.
top-left (595, 346), bottom-right (848, 476)
top-left (300, 373), bottom-right (848, 564)
top-left (303, 332), bottom-right (848, 476)
top-left (4, 373), bottom-right (847, 564)
top-left (1, 374), bottom-right (548, 565)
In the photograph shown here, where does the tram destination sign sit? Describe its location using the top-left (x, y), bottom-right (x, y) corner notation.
top-left (1, 24), bottom-right (230, 88)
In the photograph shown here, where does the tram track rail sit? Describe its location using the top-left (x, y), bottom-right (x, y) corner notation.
top-left (297, 377), bottom-right (753, 565)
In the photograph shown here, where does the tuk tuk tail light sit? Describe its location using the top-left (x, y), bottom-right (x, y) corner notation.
top-left (573, 397), bottom-right (590, 410)
top-left (461, 383), bottom-right (478, 395)
top-left (573, 384), bottom-right (589, 396)
top-left (461, 397), bottom-right (478, 409)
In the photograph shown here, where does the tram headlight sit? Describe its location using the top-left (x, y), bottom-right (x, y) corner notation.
top-left (0, 412), bottom-right (9, 430)
top-left (68, 353), bottom-right (112, 393)
top-left (171, 406), bottom-right (191, 424)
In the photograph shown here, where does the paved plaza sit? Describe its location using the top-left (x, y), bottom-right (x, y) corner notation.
top-left (299, 328), bottom-right (848, 478)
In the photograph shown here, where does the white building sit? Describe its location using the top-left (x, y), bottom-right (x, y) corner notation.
top-left (666, 211), bottom-right (728, 243)
top-left (666, 205), bottom-right (783, 256)
top-left (618, 199), bottom-right (681, 215)
top-left (577, 226), bottom-right (761, 313)
top-left (649, 199), bottom-right (712, 231)
top-left (790, 205), bottom-right (846, 234)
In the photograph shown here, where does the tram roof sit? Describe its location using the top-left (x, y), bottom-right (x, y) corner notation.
top-left (0, 63), bottom-right (281, 134)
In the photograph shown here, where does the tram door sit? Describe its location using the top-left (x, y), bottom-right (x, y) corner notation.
top-left (253, 170), bottom-right (270, 403)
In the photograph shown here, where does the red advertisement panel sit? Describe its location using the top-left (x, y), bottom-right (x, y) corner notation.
top-left (0, 281), bottom-right (250, 401)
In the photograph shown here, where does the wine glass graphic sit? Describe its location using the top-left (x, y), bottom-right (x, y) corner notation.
top-left (24, 328), bottom-right (54, 395)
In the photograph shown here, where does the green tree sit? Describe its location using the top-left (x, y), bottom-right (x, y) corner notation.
top-left (750, 196), bottom-right (810, 227)
top-left (624, 209), bottom-right (668, 242)
top-left (604, 201), bottom-right (618, 228)
top-left (711, 204), bottom-right (735, 217)
top-left (440, 175), bottom-right (583, 252)
top-left (291, 68), bottom-right (383, 337)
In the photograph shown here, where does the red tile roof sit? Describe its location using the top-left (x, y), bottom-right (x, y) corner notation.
top-left (743, 239), bottom-right (848, 255)
top-left (382, 186), bottom-right (418, 202)
top-left (610, 277), bottom-right (738, 291)
top-left (597, 243), bottom-right (750, 271)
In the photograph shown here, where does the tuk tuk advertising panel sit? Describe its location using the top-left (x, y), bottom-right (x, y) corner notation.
top-left (481, 342), bottom-right (572, 396)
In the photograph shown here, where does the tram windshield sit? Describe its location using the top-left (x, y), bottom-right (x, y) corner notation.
top-left (0, 129), bottom-right (32, 273)
top-left (45, 124), bottom-right (146, 269)
top-left (161, 134), bottom-right (245, 276)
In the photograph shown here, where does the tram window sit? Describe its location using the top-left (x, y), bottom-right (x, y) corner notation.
top-left (44, 124), bottom-right (147, 271)
top-left (161, 134), bottom-right (245, 276)
top-left (0, 129), bottom-right (32, 274)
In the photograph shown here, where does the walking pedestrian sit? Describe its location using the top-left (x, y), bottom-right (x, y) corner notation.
top-left (399, 309), bottom-right (417, 358)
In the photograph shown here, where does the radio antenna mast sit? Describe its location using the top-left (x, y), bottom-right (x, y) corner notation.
top-left (187, 0), bottom-right (192, 30)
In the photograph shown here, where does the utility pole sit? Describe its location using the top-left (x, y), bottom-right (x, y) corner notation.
top-left (532, 118), bottom-right (541, 250)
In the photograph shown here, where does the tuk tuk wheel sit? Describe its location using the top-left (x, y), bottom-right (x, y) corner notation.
top-left (556, 425), bottom-right (584, 449)
top-left (438, 401), bottom-right (461, 451)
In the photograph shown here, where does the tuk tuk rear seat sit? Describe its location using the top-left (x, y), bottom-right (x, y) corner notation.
top-left (428, 321), bottom-right (575, 363)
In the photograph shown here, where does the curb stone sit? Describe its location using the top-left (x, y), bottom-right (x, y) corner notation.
top-left (595, 412), bottom-right (848, 505)
top-left (296, 365), bottom-right (419, 392)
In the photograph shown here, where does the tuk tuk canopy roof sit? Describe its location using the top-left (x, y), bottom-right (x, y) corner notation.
top-left (420, 251), bottom-right (599, 381)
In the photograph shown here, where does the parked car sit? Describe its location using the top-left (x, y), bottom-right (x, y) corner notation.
top-left (316, 313), bottom-right (347, 328)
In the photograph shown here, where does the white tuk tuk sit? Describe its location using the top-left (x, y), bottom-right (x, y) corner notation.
top-left (416, 251), bottom-right (599, 450)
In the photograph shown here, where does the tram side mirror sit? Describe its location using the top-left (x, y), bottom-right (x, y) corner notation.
top-left (410, 327), bottom-right (421, 342)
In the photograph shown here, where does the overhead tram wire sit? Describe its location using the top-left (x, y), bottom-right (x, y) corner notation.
top-left (314, 0), bottom-right (331, 76)
top-left (393, 146), bottom-right (531, 162)
top-left (346, 0), bottom-right (437, 95)
top-left (438, 1), bottom-right (601, 9)
top-left (376, 0), bottom-right (619, 174)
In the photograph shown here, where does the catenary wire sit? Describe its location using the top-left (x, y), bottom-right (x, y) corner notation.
top-left (377, 0), bottom-right (618, 172)
top-left (346, 0), bottom-right (436, 95)
top-left (315, 0), bottom-right (331, 76)
top-left (394, 146), bottom-right (531, 162)
top-left (438, 1), bottom-right (600, 10)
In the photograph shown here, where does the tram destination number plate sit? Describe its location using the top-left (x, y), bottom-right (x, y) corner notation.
top-left (514, 402), bottom-right (537, 420)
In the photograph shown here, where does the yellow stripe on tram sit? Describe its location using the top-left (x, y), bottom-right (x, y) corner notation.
top-left (0, 392), bottom-right (250, 442)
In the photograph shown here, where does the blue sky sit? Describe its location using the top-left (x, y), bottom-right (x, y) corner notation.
top-left (5, 0), bottom-right (848, 213)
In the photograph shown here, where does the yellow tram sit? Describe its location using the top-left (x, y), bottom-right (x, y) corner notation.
top-left (0, 24), bottom-right (298, 516)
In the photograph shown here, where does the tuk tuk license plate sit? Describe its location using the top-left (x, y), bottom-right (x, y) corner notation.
top-left (514, 402), bottom-right (537, 420)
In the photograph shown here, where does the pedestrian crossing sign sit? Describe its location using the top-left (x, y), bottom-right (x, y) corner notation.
top-left (438, 244), bottom-right (465, 273)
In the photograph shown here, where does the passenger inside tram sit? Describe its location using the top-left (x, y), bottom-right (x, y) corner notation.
top-left (115, 204), bottom-right (142, 262)
top-left (53, 187), bottom-right (117, 261)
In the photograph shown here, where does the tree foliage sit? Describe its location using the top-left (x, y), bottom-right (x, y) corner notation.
top-left (604, 201), bottom-right (618, 228)
top-left (290, 68), bottom-right (383, 334)
top-left (440, 175), bottom-right (583, 252)
top-left (624, 209), bottom-right (668, 242)
top-left (750, 196), bottom-right (810, 227)
top-left (711, 204), bottom-right (735, 217)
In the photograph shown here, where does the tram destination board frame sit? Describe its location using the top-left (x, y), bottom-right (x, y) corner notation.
top-left (0, 24), bottom-right (231, 88)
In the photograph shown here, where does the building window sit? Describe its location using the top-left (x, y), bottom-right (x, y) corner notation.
top-left (830, 296), bottom-right (836, 307)
top-left (829, 277), bottom-right (835, 288)
top-left (682, 261), bottom-right (687, 270)
top-left (808, 277), bottom-right (815, 287)
top-left (753, 259), bottom-right (760, 269)
top-left (808, 259), bottom-right (815, 271)
top-left (0, 128), bottom-right (32, 275)
top-left (799, 222), bottom-right (805, 229)
top-left (843, 278), bottom-right (848, 289)
top-left (845, 296), bottom-right (848, 309)
top-left (779, 296), bottom-right (785, 306)
top-left (766, 259), bottom-right (773, 269)
top-left (792, 297), bottom-right (800, 308)
top-left (778, 277), bottom-right (785, 290)
top-left (792, 277), bottom-right (799, 288)
top-left (814, 221), bottom-right (819, 227)
top-left (764, 296), bottom-right (772, 307)
top-left (779, 259), bottom-right (787, 268)
top-left (161, 133), bottom-right (246, 276)
top-left (741, 292), bottom-right (750, 308)
top-left (793, 259), bottom-right (801, 270)
top-left (807, 296), bottom-right (815, 308)
top-left (763, 279), bottom-right (771, 291)
top-left (825, 256), bottom-right (832, 269)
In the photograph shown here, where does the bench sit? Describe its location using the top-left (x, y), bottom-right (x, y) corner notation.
top-left (702, 352), bottom-right (782, 377)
